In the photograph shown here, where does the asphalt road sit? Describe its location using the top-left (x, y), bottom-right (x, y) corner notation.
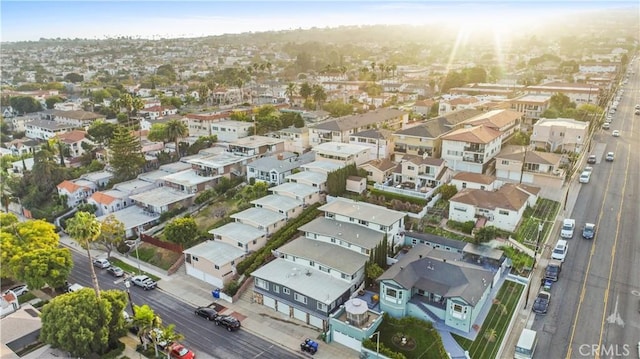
top-left (67, 250), bottom-right (301, 359)
top-left (531, 61), bottom-right (640, 358)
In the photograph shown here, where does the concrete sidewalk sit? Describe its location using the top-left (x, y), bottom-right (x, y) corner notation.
top-left (58, 235), bottom-right (355, 359)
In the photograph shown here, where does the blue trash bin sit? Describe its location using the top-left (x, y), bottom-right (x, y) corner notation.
top-left (212, 289), bottom-right (220, 299)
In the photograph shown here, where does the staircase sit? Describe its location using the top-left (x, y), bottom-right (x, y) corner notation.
top-left (238, 281), bottom-right (255, 303)
top-left (409, 297), bottom-right (440, 323)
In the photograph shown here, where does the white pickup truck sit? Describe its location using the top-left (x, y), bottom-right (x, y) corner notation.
top-left (560, 218), bottom-right (575, 238)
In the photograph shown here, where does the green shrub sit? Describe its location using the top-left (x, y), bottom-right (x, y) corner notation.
top-left (447, 220), bottom-right (475, 234)
top-left (223, 280), bottom-right (241, 296)
top-left (101, 341), bottom-right (125, 359)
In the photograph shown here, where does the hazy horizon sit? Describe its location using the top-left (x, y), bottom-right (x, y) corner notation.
top-left (1, 1), bottom-right (638, 43)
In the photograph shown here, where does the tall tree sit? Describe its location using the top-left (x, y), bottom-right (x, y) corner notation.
top-left (165, 119), bottom-right (189, 159)
top-left (98, 214), bottom-right (125, 258)
top-left (312, 85), bottom-right (327, 110)
top-left (66, 211), bottom-right (103, 298)
top-left (108, 125), bottom-right (145, 182)
top-left (285, 82), bottom-right (297, 104)
top-left (164, 217), bottom-right (199, 246)
top-left (299, 82), bottom-right (312, 99)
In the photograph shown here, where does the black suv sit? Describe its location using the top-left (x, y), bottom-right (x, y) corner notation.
top-left (214, 315), bottom-right (241, 331)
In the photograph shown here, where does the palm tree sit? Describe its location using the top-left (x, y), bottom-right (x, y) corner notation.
top-left (312, 85), bottom-right (327, 110)
top-left (299, 82), bottom-right (312, 100)
top-left (66, 211), bottom-right (102, 298)
top-left (165, 119), bottom-right (188, 159)
top-left (285, 82), bottom-right (297, 105)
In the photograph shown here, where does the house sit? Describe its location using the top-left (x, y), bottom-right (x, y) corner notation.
top-left (87, 190), bottom-right (131, 216)
top-left (495, 145), bottom-right (566, 194)
top-left (299, 160), bottom-right (343, 175)
top-left (25, 120), bottom-right (74, 140)
top-left (530, 118), bottom-right (588, 153)
top-left (440, 125), bottom-right (503, 174)
top-left (269, 182), bottom-right (322, 206)
top-left (392, 109), bottom-right (483, 160)
top-left (413, 99), bottom-right (436, 116)
top-left (113, 179), bottom-right (157, 196)
top-left (162, 169), bottom-right (218, 195)
top-left (129, 187), bottom-right (195, 214)
top-left (450, 172), bottom-right (499, 192)
top-left (462, 109), bottom-right (524, 142)
top-left (55, 130), bottom-right (94, 158)
top-left (318, 197), bottom-right (406, 246)
top-left (183, 240), bottom-right (248, 288)
top-left (4, 138), bottom-right (41, 156)
top-left (392, 155), bottom-right (451, 192)
top-left (285, 170), bottom-right (328, 192)
top-left (508, 94), bottom-right (552, 129)
top-left (359, 158), bottom-right (396, 184)
top-left (448, 183), bottom-right (540, 232)
top-left (10, 157), bottom-right (34, 174)
top-left (230, 207), bottom-right (287, 235)
top-left (188, 151), bottom-right (250, 180)
top-left (139, 105), bottom-right (178, 120)
top-left (57, 179), bottom-right (98, 207)
top-left (210, 120), bottom-right (254, 142)
top-left (309, 108), bottom-right (407, 145)
top-left (525, 81), bottom-right (600, 105)
top-left (80, 170), bottom-right (114, 188)
top-left (209, 222), bottom-right (268, 252)
top-left (246, 152), bottom-right (315, 186)
top-left (377, 245), bottom-right (496, 333)
top-left (96, 205), bottom-right (160, 238)
top-left (251, 194), bottom-right (304, 220)
top-left (438, 97), bottom-right (482, 115)
top-left (184, 111), bottom-right (231, 137)
top-left (348, 129), bottom-right (394, 161)
top-left (265, 126), bottom-right (310, 154)
top-left (227, 135), bottom-right (285, 159)
top-left (328, 298), bottom-right (383, 352)
top-left (45, 109), bottom-right (104, 128)
top-left (312, 142), bottom-right (371, 166)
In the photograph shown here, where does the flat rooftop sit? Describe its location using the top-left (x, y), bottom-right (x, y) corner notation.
top-left (230, 207), bottom-right (286, 226)
top-left (251, 194), bottom-right (303, 211)
top-left (129, 187), bottom-right (194, 207)
top-left (298, 217), bottom-right (383, 250)
top-left (183, 240), bottom-right (246, 266)
top-left (96, 205), bottom-right (159, 230)
top-left (279, 236), bottom-right (368, 274)
top-left (209, 222), bottom-right (266, 244)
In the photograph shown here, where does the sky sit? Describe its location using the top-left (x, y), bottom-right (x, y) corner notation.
top-left (1, 1), bottom-right (637, 43)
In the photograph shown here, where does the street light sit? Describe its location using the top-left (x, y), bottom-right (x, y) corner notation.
top-left (370, 331), bottom-right (380, 357)
top-left (124, 279), bottom-right (135, 316)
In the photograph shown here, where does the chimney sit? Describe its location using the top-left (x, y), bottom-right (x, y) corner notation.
top-left (277, 153), bottom-right (283, 160)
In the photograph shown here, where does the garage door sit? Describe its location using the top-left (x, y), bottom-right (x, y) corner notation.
top-left (333, 331), bottom-right (362, 351)
top-left (308, 314), bottom-right (324, 329)
top-left (263, 296), bottom-right (276, 310)
top-left (293, 307), bottom-right (307, 322)
top-left (277, 301), bottom-right (290, 316)
top-left (186, 266), bottom-right (223, 288)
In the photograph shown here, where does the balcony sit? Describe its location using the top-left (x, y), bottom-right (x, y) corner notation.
top-left (464, 145), bottom-right (484, 153)
top-left (462, 156), bottom-right (484, 164)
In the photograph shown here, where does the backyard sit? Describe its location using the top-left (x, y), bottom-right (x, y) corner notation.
top-left (362, 314), bottom-right (448, 359)
top-left (452, 280), bottom-right (524, 359)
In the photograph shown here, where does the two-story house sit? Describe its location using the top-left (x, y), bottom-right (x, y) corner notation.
top-left (495, 145), bottom-right (566, 195)
top-left (285, 170), bottom-right (328, 193)
top-left (312, 142), bottom-right (371, 166)
top-left (348, 129), bottom-right (394, 161)
top-left (246, 152), bottom-right (315, 186)
top-left (46, 109), bottom-right (104, 128)
top-left (211, 120), bottom-right (255, 142)
top-left (188, 151), bottom-right (250, 180)
top-left (462, 109), bottom-right (524, 143)
top-left (56, 130), bottom-right (95, 159)
top-left (392, 155), bottom-right (452, 192)
top-left (56, 179), bottom-right (98, 207)
top-left (359, 158), bottom-right (397, 184)
top-left (87, 189), bottom-right (131, 216)
top-left (265, 126), bottom-right (310, 154)
top-left (309, 108), bottom-right (407, 145)
top-left (525, 81), bottom-right (600, 105)
top-left (530, 118), bottom-right (588, 153)
top-left (183, 240), bottom-right (248, 289)
top-left (508, 94), bottom-right (552, 130)
top-left (227, 135), bottom-right (285, 160)
top-left (25, 120), bottom-right (74, 140)
top-left (441, 125), bottom-right (503, 174)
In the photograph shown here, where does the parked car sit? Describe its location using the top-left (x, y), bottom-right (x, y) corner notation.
top-left (587, 154), bottom-right (597, 164)
top-left (560, 218), bottom-right (575, 239)
top-left (602, 122), bottom-right (610, 130)
top-left (168, 343), bottom-right (195, 359)
top-left (131, 275), bottom-right (157, 290)
top-left (551, 240), bottom-right (569, 262)
top-left (93, 258), bottom-right (111, 269)
top-left (532, 290), bottom-right (551, 314)
top-left (194, 306), bottom-right (218, 321)
top-left (3, 284), bottom-right (29, 297)
top-left (612, 130), bottom-right (620, 137)
top-left (583, 166), bottom-right (593, 173)
top-left (106, 266), bottom-right (125, 277)
top-left (606, 152), bottom-right (615, 162)
top-left (214, 314), bottom-right (241, 331)
top-left (582, 223), bottom-right (596, 239)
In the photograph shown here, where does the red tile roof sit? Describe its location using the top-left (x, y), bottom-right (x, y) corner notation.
top-left (90, 192), bottom-right (117, 205)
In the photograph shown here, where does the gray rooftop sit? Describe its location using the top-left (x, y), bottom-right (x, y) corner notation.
top-left (404, 231), bottom-right (467, 251)
top-left (378, 245), bottom-right (494, 306)
top-left (25, 119), bottom-right (75, 130)
top-left (251, 194), bottom-right (303, 212)
top-left (129, 187), bottom-right (194, 207)
top-left (319, 197), bottom-right (406, 227)
top-left (183, 240), bottom-right (246, 266)
top-left (248, 152), bottom-right (315, 173)
top-left (230, 207), bottom-right (286, 226)
top-left (159, 161), bottom-right (193, 173)
top-left (279, 237), bottom-right (368, 274)
top-left (269, 182), bottom-right (319, 198)
top-left (96, 206), bottom-right (159, 231)
top-left (311, 108), bottom-right (405, 132)
top-left (113, 179), bottom-right (154, 193)
top-left (298, 217), bottom-right (383, 250)
top-left (80, 170), bottom-right (114, 182)
top-left (163, 169), bottom-right (216, 186)
top-left (188, 151), bottom-right (247, 168)
top-left (138, 169), bottom-right (172, 183)
top-left (300, 160), bottom-right (344, 174)
top-left (285, 170), bottom-right (327, 185)
top-left (251, 258), bottom-right (352, 303)
top-left (209, 222), bottom-right (266, 244)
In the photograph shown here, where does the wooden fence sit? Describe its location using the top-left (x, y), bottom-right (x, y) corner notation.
top-left (140, 233), bottom-right (183, 253)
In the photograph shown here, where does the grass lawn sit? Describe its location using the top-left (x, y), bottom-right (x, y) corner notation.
top-left (453, 280), bottom-right (524, 359)
top-left (515, 199), bottom-right (560, 248)
top-left (109, 257), bottom-right (161, 282)
top-left (364, 315), bottom-right (448, 359)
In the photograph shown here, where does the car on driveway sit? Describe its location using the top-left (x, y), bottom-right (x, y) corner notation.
top-left (194, 306), bottom-right (218, 321)
top-left (93, 258), bottom-right (111, 269)
top-left (3, 284), bottom-right (29, 297)
top-left (612, 130), bottom-right (620, 137)
top-left (532, 290), bottom-right (551, 314)
top-left (106, 266), bottom-right (125, 277)
top-left (606, 152), bottom-right (615, 162)
top-left (582, 223), bottom-right (596, 239)
top-left (214, 314), bottom-right (241, 331)
top-left (551, 240), bottom-right (569, 262)
top-left (168, 343), bottom-right (195, 359)
top-left (131, 275), bottom-right (157, 290)
top-left (587, 154), bottom-right (597, 164)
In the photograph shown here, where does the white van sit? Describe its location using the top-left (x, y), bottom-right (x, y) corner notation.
top-left (515, 328), bottom-right (538, 359)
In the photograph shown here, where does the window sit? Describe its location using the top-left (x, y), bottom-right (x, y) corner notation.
top-left (283, 287), bottom-right (290, 295)
top-left (319, 266), bottom-right (330, 273)
top-left (499, 210), bottom-right (509, 215)
top-left (317, 302), bottom-right (327, 311)
top-left (386, 287), bottom-right (397, 298)
top-left (255, 278), bottom-right (269, 290)
top-left (294, 293), bottom-right (307, 304)
top-left (453, 304), bottom-right (463, 313)
top-left (214, 265), bottom-right (220, 270)
top-left (462, 182), bottom-right (467, 188)
top-left (273, 285), bottom-right (279, 293)
top-left (501, 160), bottom-right (509, 165)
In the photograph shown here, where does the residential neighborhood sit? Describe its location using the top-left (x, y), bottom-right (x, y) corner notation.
top-left (1, 4), bottom-right (638, 359)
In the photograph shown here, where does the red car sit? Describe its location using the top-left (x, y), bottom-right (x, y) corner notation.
top-left (168, 343), bottom-right (195, 359)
